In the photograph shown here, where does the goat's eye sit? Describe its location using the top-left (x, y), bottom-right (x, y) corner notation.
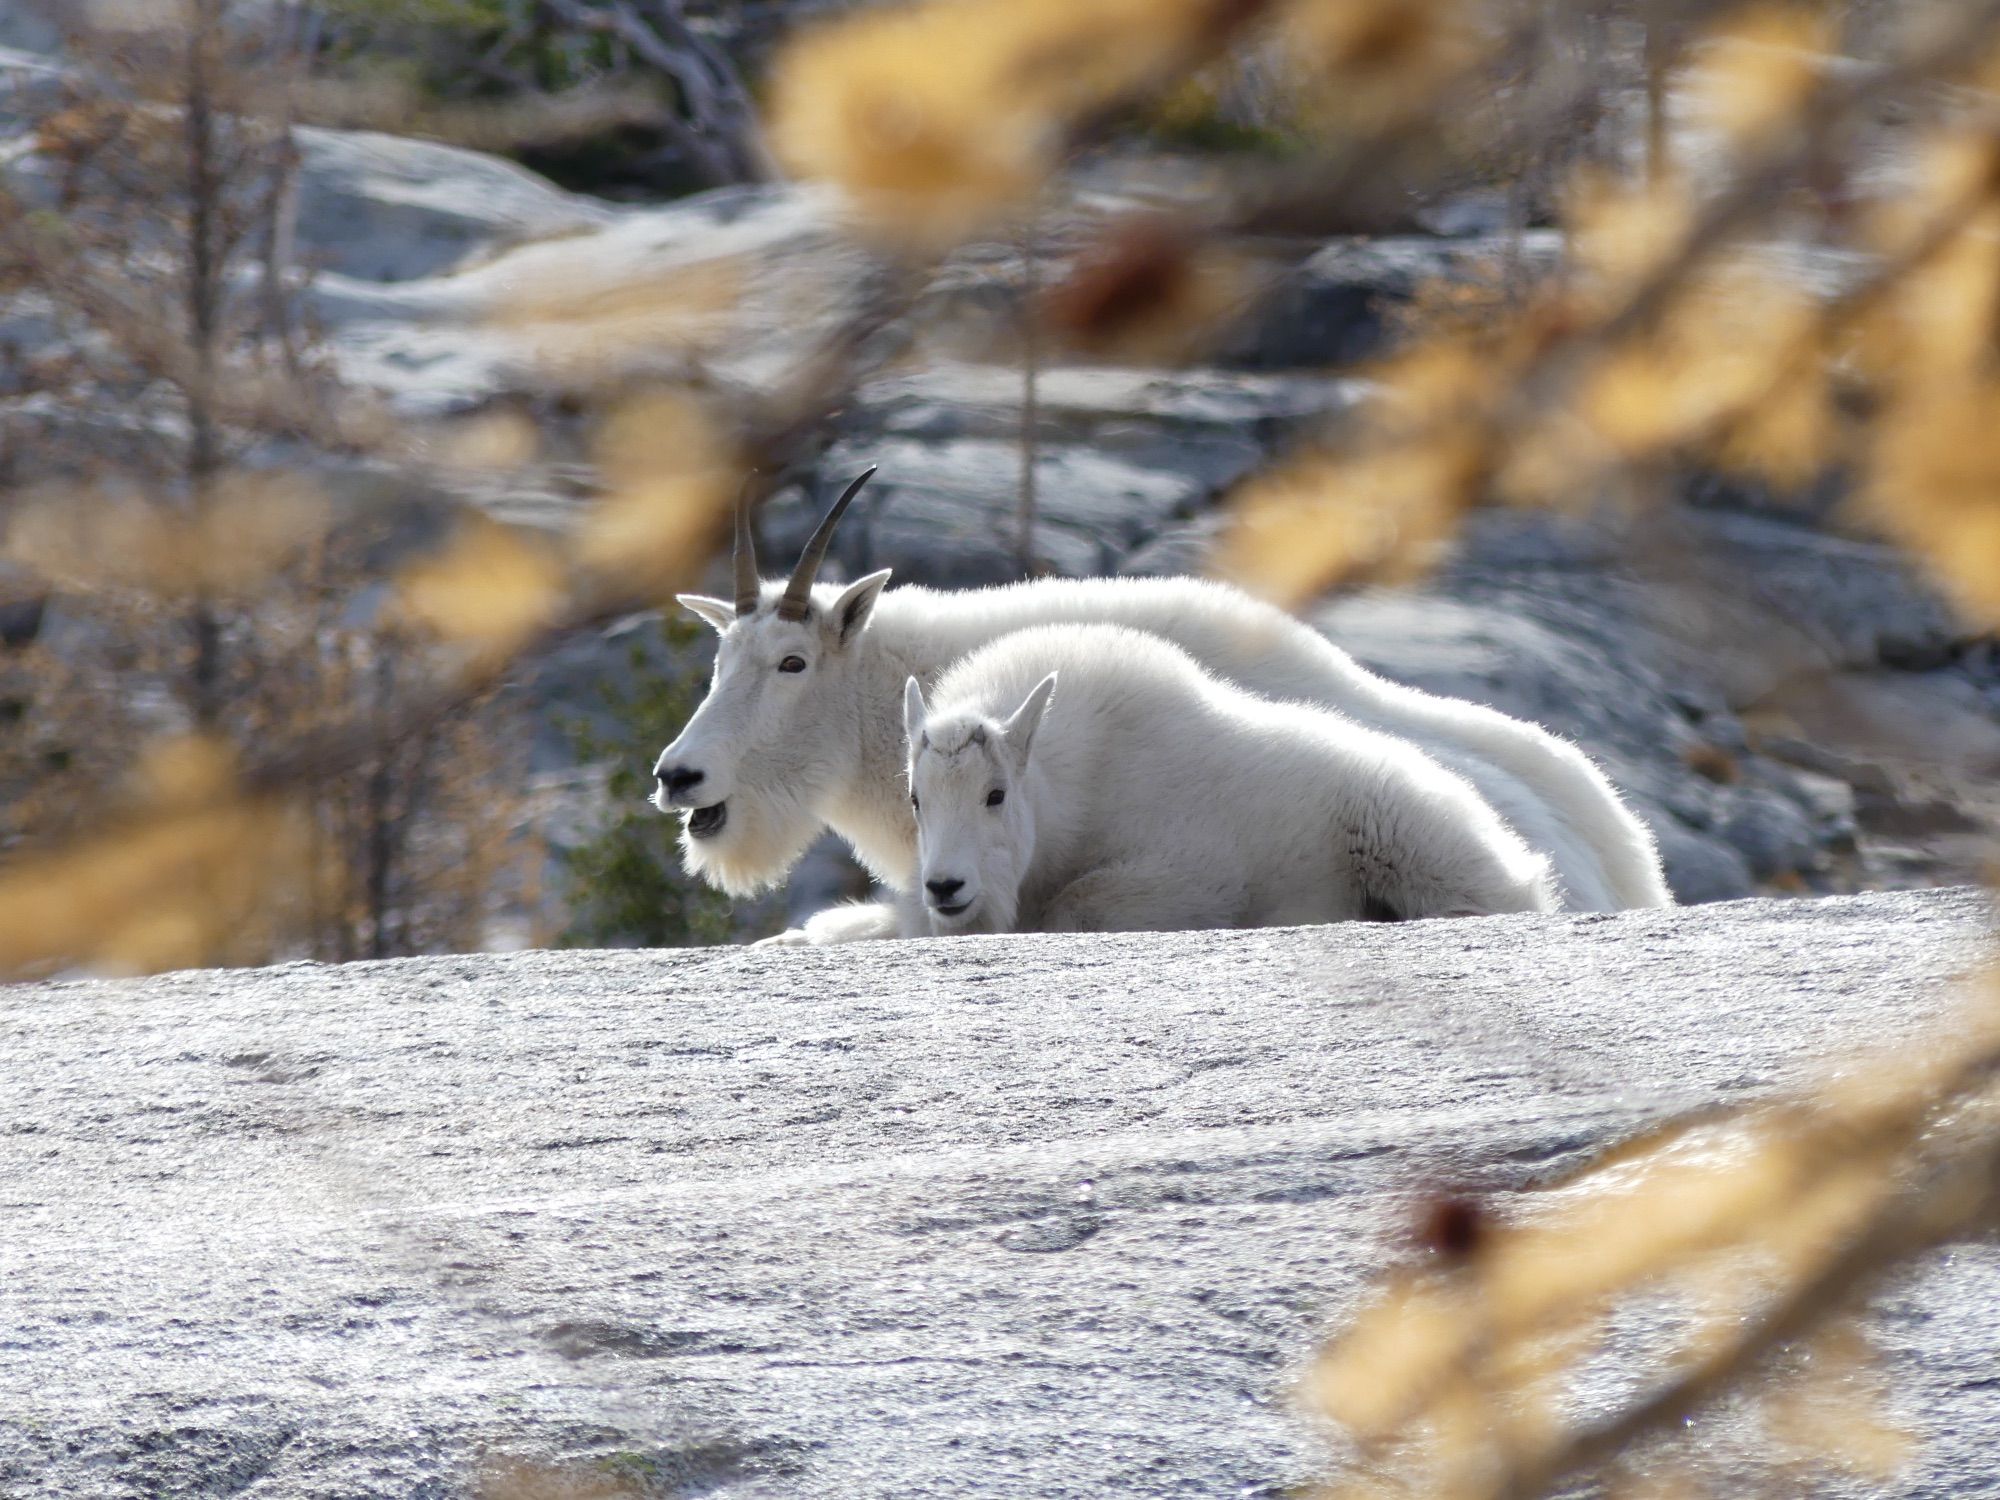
top-left (985, 788), bottom-right (1005, 807)
top-left (909, 792), bottom-right (920, 812)
top-left (778, 655), bottom-right (807, 674)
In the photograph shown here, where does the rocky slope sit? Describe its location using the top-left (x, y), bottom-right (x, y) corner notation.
top-left (2, 889), bottom-right (1996, 1498)
top-left (2, 35), bottom-right (1996, 914)
top-left (282, 131), bottom-right (2000, 907)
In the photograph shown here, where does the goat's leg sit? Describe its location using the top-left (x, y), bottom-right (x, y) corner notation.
top-left (1345, 808), bottom-right (1558, 920)
top-left (752, 895), bottom-right (919, 947)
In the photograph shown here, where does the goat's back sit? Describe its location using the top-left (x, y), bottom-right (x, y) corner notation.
top-left (932, 623), bottom-right (1555, 923)
top-left (877, 575), bottom-right (1659, 909)
top-left (931, 625), bottom-right (1377, 874)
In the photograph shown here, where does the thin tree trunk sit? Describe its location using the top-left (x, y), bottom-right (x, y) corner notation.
top-left (364, 651), bottom-right (397, 960)
top-left (1504, 149), bottom-right (1532, 299)
top-left (260, 4), bottom-right (314, 382)
top-left (182, 0), bottom-right (225, 727)
top-left (1016, 212), bottom-right (1040, 577)
top-left (538, 0), bottom-right (774, 187)
top-left (1645, 18), bottom-right (1673, 185)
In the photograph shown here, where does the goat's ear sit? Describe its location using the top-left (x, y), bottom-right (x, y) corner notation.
top-left (1002, 672), bottom-right (1058, 763)
top-left (828, 568), bottom-right (892, 647)
top-left (676, 594), bottom-right (737, 634)
top-left (902, 676), bottom-right (927, 748)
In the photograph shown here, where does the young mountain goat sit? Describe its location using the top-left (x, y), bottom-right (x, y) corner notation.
top-left (654, 472), bottom-right (1669, 943)
top-left (899, 625), bottom-right (1558, 935)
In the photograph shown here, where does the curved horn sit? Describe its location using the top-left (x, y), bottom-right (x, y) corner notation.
top-left (777, 466), bottom-right (876, 622)
top-left (732, 478), bottom-right (761, 617)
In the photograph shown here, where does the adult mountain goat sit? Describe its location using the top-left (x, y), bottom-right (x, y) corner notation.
top-left (653, 471), bottom-right (1669, 942)
top-left (900, 625), bottom-right (1558, 935)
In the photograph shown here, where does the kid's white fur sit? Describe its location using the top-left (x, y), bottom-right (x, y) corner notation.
top-left (899, 625), bottom-right (1558, 936)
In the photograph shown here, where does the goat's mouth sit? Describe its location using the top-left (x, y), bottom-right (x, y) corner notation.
top-left (930, 899), bottom-right (972, 920)
top-left (684, 802), bottom-right (728, 840)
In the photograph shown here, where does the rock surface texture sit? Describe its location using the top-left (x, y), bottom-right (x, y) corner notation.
top-left (4, 889), bottom-right (1998, 1497)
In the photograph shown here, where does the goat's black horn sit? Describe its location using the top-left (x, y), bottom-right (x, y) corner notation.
top-left (777, 466), bottom-right (876, 622)
top-left (732, 477), bottom-right (762, 617)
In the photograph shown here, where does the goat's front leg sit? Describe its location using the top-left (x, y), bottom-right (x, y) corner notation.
top-left (1036, 862), bottom-right (1244, 935)
top-left (752, 893), bottom-right (927, 947)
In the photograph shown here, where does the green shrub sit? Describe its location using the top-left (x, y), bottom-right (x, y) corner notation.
top-left (555, 619), bottom-right (735, 949)
top-left (318, 0), bottom-right (615, 98)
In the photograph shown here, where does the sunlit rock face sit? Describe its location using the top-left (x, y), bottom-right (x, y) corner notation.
top-left (2, 888), bottom-right (1994, 1497)
top-left (255, 131), bottom-right (1982, 904)
top-left (0, 6), bottom-right (61, 58)
top-left (0, 53), bottom-right (1987, 908)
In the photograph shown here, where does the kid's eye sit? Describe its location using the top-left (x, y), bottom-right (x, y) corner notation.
top-left (779, 655), bottom-right (807, 673)
top-left (985, 788), bottom-right (1005, 807)
top-left (910, 792), bottom-right (920, 812)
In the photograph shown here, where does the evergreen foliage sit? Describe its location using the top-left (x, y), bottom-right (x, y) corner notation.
top-left (555, 618), bottom-right (736, 948)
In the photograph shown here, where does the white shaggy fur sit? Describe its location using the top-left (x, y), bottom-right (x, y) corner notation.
top-left (654, 572), bottom-right (1669, 943)
top-left (901, 626), bottom-right (1557, 935)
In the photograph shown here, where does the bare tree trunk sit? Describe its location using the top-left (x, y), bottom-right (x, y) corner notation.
top-left (398, 724), bottom-right (444, 955)
top-left (1016, 212), bottom-right (1040, 577)
top-left (182, 0), bottom-right (225, 728)
top-left (1504, 144), bottom-right (1532, 297)
top-left (364, 651), bottom-right (397, 960)
top-left (630, 0), bottom-right (774, 181)
top-left (539, 0), bottom-right (774, 187)
top-left (1577, 4), bottom-right (1613, 170)
top-left (260, 4), bottom-right (315, 382)
top-left (1501, 8), bottom-right (1541, 300)
top-left (1645, 17), bottom-right (1673, 185)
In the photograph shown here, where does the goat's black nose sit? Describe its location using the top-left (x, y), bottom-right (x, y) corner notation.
top-left (926, 877), bottom-right (965, 902)
top-left (659, 766), bottom-right (704, 800)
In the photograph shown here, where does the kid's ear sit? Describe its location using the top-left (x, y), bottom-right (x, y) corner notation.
top-left (675, 594), bottom-right (737, 634)
top-left (1002, 672), bottom-right (1057, 763)
top-left (902, 676), bottom-right (927, 747)
top-left (828, 569), bottom-right (893, 647)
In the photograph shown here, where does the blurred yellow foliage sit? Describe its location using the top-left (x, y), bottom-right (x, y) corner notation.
top-left (438, 410), bottom-right (541, 474)
top-left (769, 0), bottom-right (1253, 244)
top-left (1856, 131), bottom-right (2000, 374)
top-left (1866, 383), bottom-right (2000, 624)
top-left (1220, 337), bottom-right (1496, 599)
top-left (1763, 1325), bottom-right (1911, 1481)
top-left (1220, 433), bottom-right (1485, 604)
top-left (577, 391), bottom-right (741, 598)
top-left (1041, 220), bottom-right (1263, 362)
top-left (1712, 356), bottom-right (1831, 487)
top-left (396, 518), bottom-right (568, 660)
top-left (1280, 0), bottom-right (1479, 128)
top-left (1567, 171), bottom-right (1697, 309)
top-left (1686, 6), bottom-right (1833, 146)
top-left (492, 259), bottom-right (744, 380)
top-left (1308, 978), bottom-right (2000, 1499)
top-left (0, 738), bottom-right (308, 976)
top-left (1574, 263), bottom-right (1826, 465)
top-left (6, 475), bottom-right (331, 601)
